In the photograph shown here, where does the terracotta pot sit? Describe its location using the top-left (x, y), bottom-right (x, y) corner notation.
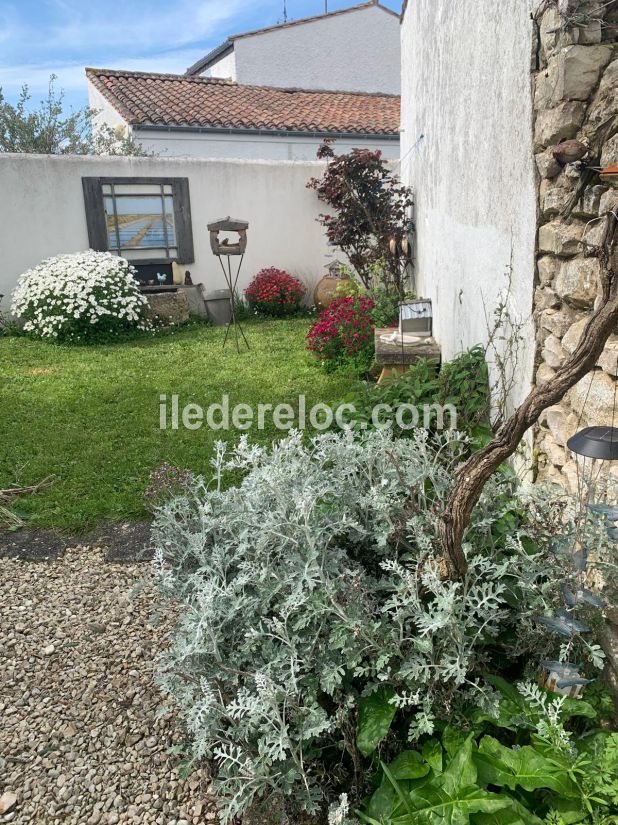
top-left (314, 274), bottom-right (349, 309)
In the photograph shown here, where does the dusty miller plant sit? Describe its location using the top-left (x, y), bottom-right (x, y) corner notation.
top-left (152, 430), bottom-right (604, 822)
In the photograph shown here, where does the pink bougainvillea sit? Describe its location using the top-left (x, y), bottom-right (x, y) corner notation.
top-left (306, 295), bottom-right (375, 365)
top-left (245, 268), bottom-right (306, 317)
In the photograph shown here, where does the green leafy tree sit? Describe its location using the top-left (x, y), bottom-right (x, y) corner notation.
top-left (0, 75), bottom-right (150, 156)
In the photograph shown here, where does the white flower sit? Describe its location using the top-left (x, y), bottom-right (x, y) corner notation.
top-left (11, 250), bottom-right (150, 341)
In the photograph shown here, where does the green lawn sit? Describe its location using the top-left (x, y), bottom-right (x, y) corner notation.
top-left (0, 319), bottom-right (357, 533)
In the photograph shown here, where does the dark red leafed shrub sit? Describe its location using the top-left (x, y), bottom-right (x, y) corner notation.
top-left (306, 295), bottom-right (375, 369)
top-left (245, 268), bottom-right (306, 317)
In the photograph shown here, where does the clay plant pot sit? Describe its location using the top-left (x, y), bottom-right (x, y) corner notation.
top-left (314, 274), bottom-right (350, 309)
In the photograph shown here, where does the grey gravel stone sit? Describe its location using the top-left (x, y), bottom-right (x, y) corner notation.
top-left (0, 546), bottom-right (216, 824)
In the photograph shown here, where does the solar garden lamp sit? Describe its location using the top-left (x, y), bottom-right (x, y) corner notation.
top-left (532, 392), bottom-right (618, 697)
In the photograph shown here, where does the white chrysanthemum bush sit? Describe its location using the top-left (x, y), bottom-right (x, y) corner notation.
top-left (152, 428), bottom-right (612, 823)
top-left (11, 251), bottom-right (151, 343)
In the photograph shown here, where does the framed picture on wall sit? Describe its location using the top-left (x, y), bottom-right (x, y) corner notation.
top-left (82, 177), bottom-right (194, 267)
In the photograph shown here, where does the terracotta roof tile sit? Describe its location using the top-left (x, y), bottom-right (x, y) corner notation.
top-left (86, 68), bottom-right (400, 136)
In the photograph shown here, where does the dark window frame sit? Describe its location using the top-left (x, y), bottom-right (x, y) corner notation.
top-left (82, 176), bottom-right (194, 264)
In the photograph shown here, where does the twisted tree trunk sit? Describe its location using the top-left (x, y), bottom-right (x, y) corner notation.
top-left (440, 213), bottom-right (618, 580)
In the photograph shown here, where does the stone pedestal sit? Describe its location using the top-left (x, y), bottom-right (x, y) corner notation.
top-left (374, 328), bottom-right (441, 383)
top-left (144, 291), bottom-right (190, 326)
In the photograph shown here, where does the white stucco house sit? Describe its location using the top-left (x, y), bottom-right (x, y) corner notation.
top-left (86, 68), bottom-right (400, 161)
top-left (185, 0), bottom-right (401, 95)
top-left (400, 0), bottom-right (539, 415)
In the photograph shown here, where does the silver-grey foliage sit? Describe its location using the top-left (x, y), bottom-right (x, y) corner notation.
top-left (152, 429), bottom-right (600, 822)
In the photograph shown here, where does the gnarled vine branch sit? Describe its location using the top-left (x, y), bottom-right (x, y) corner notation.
top-left (440, 212), bottom-right (618, 579)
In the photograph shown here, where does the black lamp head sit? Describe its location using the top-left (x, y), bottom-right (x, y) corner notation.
top-left (567, 426), bottom-right (618, 461)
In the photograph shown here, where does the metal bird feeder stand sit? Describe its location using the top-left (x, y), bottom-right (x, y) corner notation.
top-left (208, 217), bottom-right (250, 352)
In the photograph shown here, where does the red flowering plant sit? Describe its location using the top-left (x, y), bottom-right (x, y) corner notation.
top-left (307, 295), bottom-right (375, 373)
top-left (245, 268), bottom-right (306, 317)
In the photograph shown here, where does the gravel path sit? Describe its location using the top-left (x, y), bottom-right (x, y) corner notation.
top-left (0, 545), bottom-right (216, 825)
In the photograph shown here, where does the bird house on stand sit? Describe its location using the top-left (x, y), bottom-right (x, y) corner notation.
top-left (207, 216), bottom-right (249, 352)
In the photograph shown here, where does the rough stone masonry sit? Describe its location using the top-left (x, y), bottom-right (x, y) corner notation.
top-left (532, 0), bottom-right (618, 490)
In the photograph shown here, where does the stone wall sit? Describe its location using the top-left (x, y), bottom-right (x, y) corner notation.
top-left (532, 0), bottom-right (618, 489)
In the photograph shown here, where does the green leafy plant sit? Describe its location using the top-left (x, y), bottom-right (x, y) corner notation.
top-left (331, 346), bottom-right (490, 437)
top-left (355, 680), bottom-right (618, 825)
top-left (367, 287), bottom-right (401, 328)
top-left (245, 267), bottom-right (306, 317)
top-left (11, 250), bottom-right (151, 343)
top-left (0, 75), bottom-right (151, 155)
top-left (307, 295), bottom-right (376, 375)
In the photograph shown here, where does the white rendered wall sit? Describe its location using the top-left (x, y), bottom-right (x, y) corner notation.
top-left (135, 128), bottom-right (400, 161)
top-left (229, 5), bottom-right (400, 94)
top-left (0, 154), bottom-right (336, 310)
top-left (400, 0), bottom-right (538, 421)
top-left (202, 50), bottom-right (236, 80)
top-left (88, 84), bottom-right (131, 134)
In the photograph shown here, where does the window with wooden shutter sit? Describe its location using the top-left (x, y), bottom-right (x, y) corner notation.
top-left (82, 177), bottom-right (194, 264)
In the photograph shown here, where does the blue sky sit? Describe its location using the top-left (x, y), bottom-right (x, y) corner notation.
top-left (0, 0), bottom-right (401, 112)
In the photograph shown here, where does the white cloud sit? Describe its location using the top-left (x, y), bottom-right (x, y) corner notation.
top-left (0, 49), bottom-right (213, 97)
top-left (0, 0), bottom-right (271, 97)
top-left (43, 0), bottom-right (260, 54)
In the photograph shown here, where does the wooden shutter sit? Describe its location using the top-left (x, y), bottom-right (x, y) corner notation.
top-left (172, 178), bottom-right (194, 263)
top-left (82, 178), bottom-right (108, 251)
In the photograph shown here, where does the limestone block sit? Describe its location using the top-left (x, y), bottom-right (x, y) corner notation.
top-left (534, 286), bottom-right (560, 311)
top-left (538, 219), bottom-right (584, 256)
top-left (539, 305), bottom-right (579, 337)
top-left (537, 46), bottom-right (613, 106)
top-left (601, 132), bottom-right (618, 167)
top-left (538, 255), bottom-right (561, 286)
top-left (572, 185), bottom-right (608, 219)
top-left (539, 462), bottom-right (567, 486)
top-left (535, 148), bottom-right (563, 179)
top-left (598, 337), bottom-right (618, 377)
top-left (555, 256), bottom-right (600, 307)
top-left (568, 368), bottom-right (618, 426)
top-left (599, 188), bottom-right (618, 215)
top-left (542, 333), bottom-right (568, 367)
top-left (541, 434), bottom-right (567, 467)
top-left (542, 404), bottom-right (578, 445)
top-left (562, 316), bottom-right (588, 353)
top-left (541, 178), bottom-right (575, 217)
top-left (586, 59), bottom-right (618, 130)
top-left (539, 7), bottom-right (578, 61)
top-left (582, 217), bottom-right (607, 250)
top-left (577, 20), bottom-right (603, 45)
top-left (145, 291), bottom-right (190, 326)
top-left (561, 460), bottom-right (580, 493)
top-left (534, 101), bottom-right (586, 150)
top-left (537, 362), bottom-right (556, 384)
